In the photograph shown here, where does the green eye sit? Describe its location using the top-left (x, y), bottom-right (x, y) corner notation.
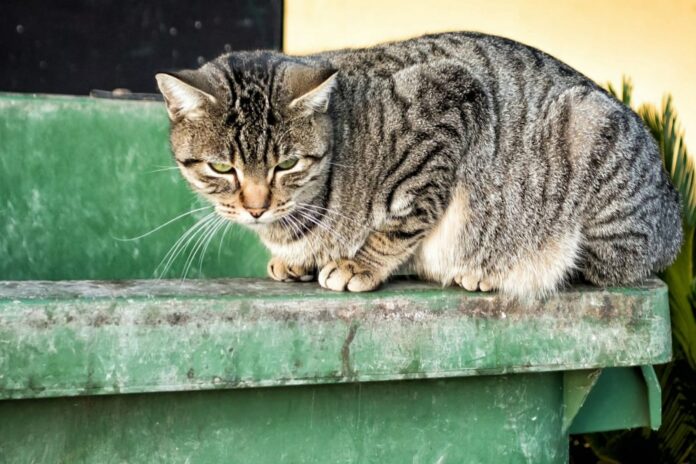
top-left (209, 162), bottom-right (234, 173)
top-left (276, 158), bottom-right (299, 171)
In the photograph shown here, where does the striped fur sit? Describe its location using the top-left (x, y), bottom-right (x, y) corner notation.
top-left (157, 32), bottom-right (682, 297)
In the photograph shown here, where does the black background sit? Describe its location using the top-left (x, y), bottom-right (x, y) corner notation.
top-left (1, 0), bottom-right (283, 95)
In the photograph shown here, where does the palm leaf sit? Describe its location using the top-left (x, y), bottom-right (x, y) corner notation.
top-left (657, 348), bottom-right (696, 462)
top-left (638, 98), bottom-right (696, 227)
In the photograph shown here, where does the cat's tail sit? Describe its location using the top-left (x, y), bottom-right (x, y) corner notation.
top-left (650, 178), bottom-right (683, 272)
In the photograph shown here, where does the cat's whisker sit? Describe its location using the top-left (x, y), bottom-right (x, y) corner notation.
top-left (282, 214), bottom-right (320, 263)
top-left (157, 213), bottom-right (217, 279)
top-left (293, 206), bottom-right (353, 241)
top-left (296, 203), bottom-right (376, 232)
top-left (146, 166), bottom-right (181, 174)
top-left (155, 212), bottom-right (216, 275)
top-left (113, 206), bottom-right (212, 241)
top-left (155, 212), bottom-right (217, 279)
top-left (192, 217), bottom-right (226, 276)
top-left (197, 217), bottom-right (228, 275)
top-left (179, 217), bottom-right (219, 281)
top-left (294, 209), bottom-right (353, 245)
top-left (325, 161), bottom-right (349, 168)
top-left (182, 216), bottom-right (225, 281)
top-left (217, 221), bottom-right (233, 262)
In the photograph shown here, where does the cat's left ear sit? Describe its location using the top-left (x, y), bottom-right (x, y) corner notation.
top-left (155, 71), bottom-right (217, 121)
top-left (286, 65), bottom-right (338, 114)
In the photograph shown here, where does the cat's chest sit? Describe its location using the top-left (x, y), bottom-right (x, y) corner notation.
top-left (413, 186), bottom-right (472, 279)
top-left (262, 233), bottom-right (348, 268)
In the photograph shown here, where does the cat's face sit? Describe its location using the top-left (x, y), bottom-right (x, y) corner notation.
top-left (156, 55), bottom-right (337, 227)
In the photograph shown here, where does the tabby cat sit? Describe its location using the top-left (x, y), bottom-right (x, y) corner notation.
top-left (156, 32), bottom-right (682, 298)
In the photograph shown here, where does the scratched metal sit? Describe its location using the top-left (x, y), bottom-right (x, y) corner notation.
top-left (0, 277), bottom-right (670, 400)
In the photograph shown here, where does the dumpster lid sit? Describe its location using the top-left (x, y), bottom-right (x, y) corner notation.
top-left (0, 277), bottom-right (671, 399)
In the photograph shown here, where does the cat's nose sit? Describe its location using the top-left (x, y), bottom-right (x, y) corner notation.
top-left (246, 208), bottom-right (267, 219)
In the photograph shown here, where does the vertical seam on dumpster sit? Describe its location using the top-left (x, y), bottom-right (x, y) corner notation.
top-left (341, 322), bottom-right (359, 378)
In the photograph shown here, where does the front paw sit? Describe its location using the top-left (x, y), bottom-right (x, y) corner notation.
top-left (454, 272), bottom-right (497, 292)
top-left (267, 257), bottom-right (314, 282)
top-left (318, 259), bottom-right (382, 292)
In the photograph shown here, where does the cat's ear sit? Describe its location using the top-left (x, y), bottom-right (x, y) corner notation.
top-left (155, 71), bottom-right (217, 121)
top-left (285, 64), bottom-right (338, 114)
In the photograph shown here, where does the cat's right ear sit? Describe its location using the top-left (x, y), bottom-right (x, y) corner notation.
top-left (155, 71), bottom-right (217, 122)
top-left (284, 64), bottom-right (338, 115)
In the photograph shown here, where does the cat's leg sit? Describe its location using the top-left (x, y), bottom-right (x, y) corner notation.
top-left (318, 61), bottom-right (472, 292)
top-left (318, 229), bottom-right (421, 292)
top-left (267, 256), bottom-right (314, 282)
top-left (318, 190), bottom-right (448, 292)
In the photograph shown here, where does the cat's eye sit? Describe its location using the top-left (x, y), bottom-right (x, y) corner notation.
top-left (209, 162), bottom-right (234, 174)
top-left (276, 158), bottom-right (299, 171)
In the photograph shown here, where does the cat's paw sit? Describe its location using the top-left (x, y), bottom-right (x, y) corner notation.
top-left (318, 259), bottom-right (381, 292)
top-left (454, 272), bottom-right (497, 292)
top-left (267, 257), bottom-right (314, 282)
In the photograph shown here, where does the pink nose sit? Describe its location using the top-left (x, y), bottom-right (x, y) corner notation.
top-left (246, 208), bottom-right (266, 218)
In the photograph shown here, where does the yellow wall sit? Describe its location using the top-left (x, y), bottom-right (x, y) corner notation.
top-left (285, 0), bottom-right (696, 151)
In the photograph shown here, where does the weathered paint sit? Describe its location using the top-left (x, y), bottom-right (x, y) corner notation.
top-left (0, 277), bottom-right (670, 400)
top-left (641, 365), bottom-right (663, 430)
top-left (0, 93), bottom-right (268, 281)
top-left (568, 366), bottom-right (658, 434)
top-left (0, 374), bottom-right (568, 463)
top-left (561, 368), bottom-right (601, 433)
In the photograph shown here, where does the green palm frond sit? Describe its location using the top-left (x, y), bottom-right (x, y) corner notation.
top-left (658, 349), bottom-right (696, 462)
top-left (638, 98), bottom-right (696, 227)
top-left (606, 78), bottom-right (634, 107)
top-left (640, 97), bottom-right (696, 368)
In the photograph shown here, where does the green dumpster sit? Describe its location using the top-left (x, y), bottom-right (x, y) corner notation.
top-left (0, 94), bottom-right (671, 463)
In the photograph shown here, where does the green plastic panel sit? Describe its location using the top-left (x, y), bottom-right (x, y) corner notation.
top-left (567, 366), bottom-right (657, 434)
top-left (0, 93), bottom-right (268, 281)
top-left (0, 375), bottom-right (568, 464)
top-left (0, 277), bottom-right (671, 400)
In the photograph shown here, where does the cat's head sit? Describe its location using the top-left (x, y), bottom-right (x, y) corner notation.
top-left (156, 52), bottom-right (337, 227)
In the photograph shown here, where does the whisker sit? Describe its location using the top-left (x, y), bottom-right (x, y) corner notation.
top-left (296, 203), bottom-right (376, 232)
top-left (113, 206), bottom-right (212, 241)
top-left (197, 217), bottom-right (228, 275)
top-left (325, 161), bottom-right (350, 168)
top-left (178, 218), bottom-right (217, 281)
top-left (182, 216), bottom-right (225, 281)
top-left (155, 212), bottom-right (216, 278)
top-left (217, 221), bottom-right (233, 262)
top-left (283, 213), bottom-right (321, 263)
top-left (294, 209), bottom-right (352, 244)
top-left (146, 166), bottom-right (181, 174)
top-left (157, 214), bottom-right (216, 279)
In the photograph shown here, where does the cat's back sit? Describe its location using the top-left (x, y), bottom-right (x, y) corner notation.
top-left (316, 32), bottom-right (592, 90)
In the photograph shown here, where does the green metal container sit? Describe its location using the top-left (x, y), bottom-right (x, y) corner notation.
top-left (0, 94), bottom-right (670, 463)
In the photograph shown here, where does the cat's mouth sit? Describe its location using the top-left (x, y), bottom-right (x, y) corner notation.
top-left (214, 206), bottom-right (284, 226)
top-left (215, 201), bottom-right (318, 229)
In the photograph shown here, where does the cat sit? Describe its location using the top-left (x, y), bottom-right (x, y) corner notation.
top-left (155, 31), bottom-right (682, 298)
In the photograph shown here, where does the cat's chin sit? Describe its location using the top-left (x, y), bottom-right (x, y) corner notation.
top-left (238, 217), bottom-right (279, 228)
